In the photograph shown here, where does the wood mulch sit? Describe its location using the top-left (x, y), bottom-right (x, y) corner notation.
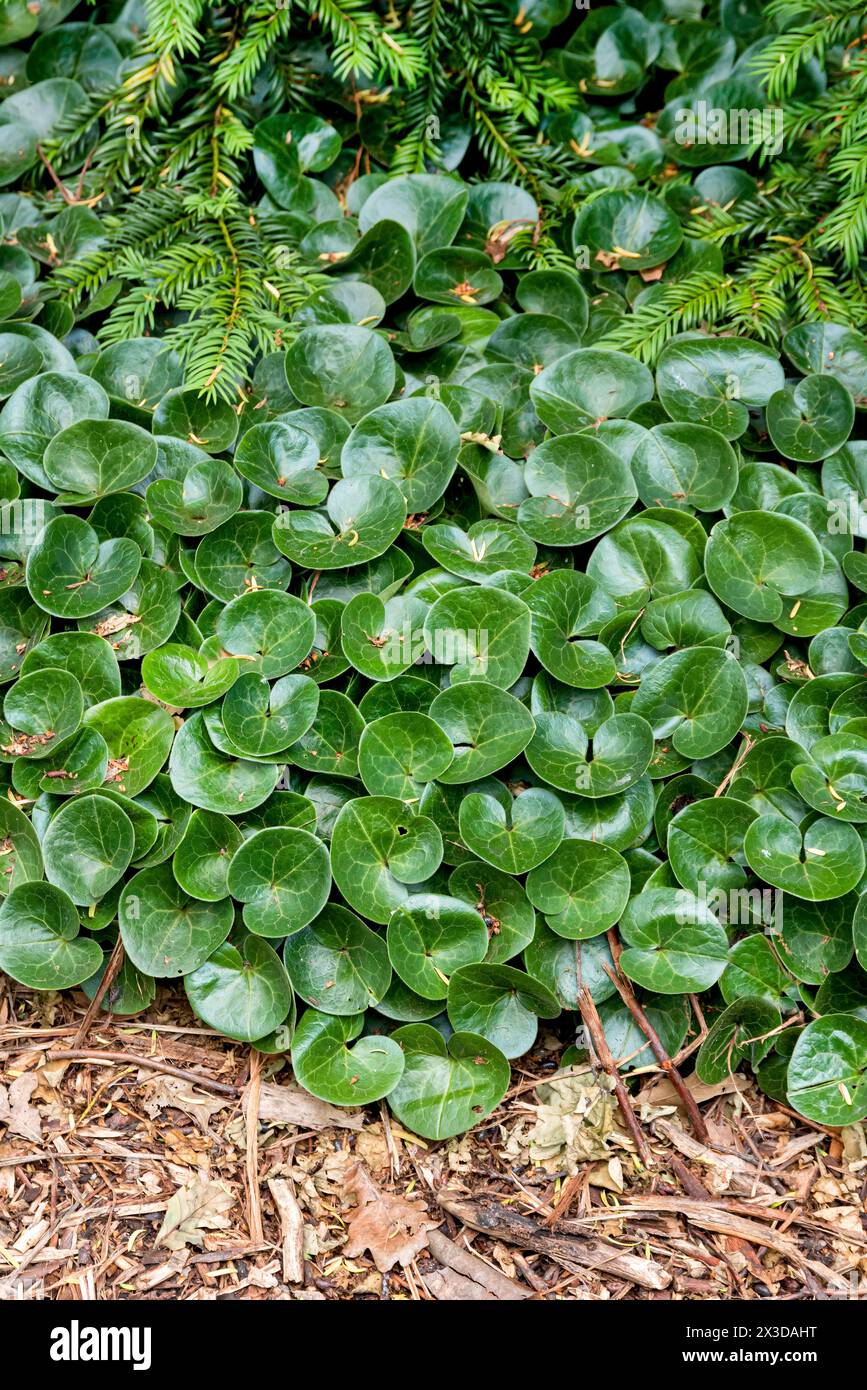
top-left (1, 977), bottom-right (865, 1302)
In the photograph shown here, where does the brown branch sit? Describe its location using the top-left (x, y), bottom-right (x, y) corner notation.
top-left (604, 930), bottom-right (709, 1142)
top-left (672, 994), bottom-right (709, 1066)
top-left (73, 935), bottom-right (125, 1048)
top-left (573, 943), bottom-right (654, 1168)
top-left (45, 1050), bottom-right (239, 1097)
top-left (244, 1048), bottom-right (264, 1243)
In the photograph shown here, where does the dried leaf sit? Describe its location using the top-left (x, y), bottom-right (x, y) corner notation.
top-left (0, 1074), bottom-right (42, 1142)
top-left (258, 1081), bottom-right (363, 1131)
top-left (156, 1178), bottom-right (234, 1251)
top-left (426, 1268), bottom-right (495, 1300)
top-left (505, 1065), bottom-right (621, 1174)
top-left (342, 1162), bottom-right (438, 1273)
top-left (140, 1075), bottom-right (232, 1131)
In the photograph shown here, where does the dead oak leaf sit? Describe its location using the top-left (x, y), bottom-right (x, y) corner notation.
top-left (341, 1161), bottom-right (438, 1273)
top-left (140, 1074), bottom-right (233, 1132)
top-left (0, 1073), bottom-right (42, 1142)
top-left (156, 1178), bottom-right (235, 1251)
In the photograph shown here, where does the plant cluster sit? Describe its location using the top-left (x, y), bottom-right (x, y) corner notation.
top-left (0, 2), bottom-right (864, 1139)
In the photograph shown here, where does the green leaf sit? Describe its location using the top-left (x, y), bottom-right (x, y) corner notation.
top-left (446, 962), bottom-right (559, 1057)
top-left (518, 431), bottom-right (641, 547)
top-left (705, 512), bottom-right (825, 622)
top-left (234, 420), bottom-right (326, 506)
top-left (119, 865), bottom-right (233, 978)
top-left (341, 398), bottom-right (459, 512)
top-left (147, 458), bottom-right (244, 537)
top-left (43, 418), bottom-right (157, 503)
top-left (429, 683), bottom-right (535, 783)
top-left (21, 631), bottom-right (119, 708)
top-left (525, 570), bottom-right (616, 689)
top-left (283, 904), bottom-right (391, 1014)
top-left (153, 388), bottom-right (239, 454)
top-left (530, 349), bottom-right (653, 434)
top-left (387, 892), bottom-right (489, 998)
top-left (667, 796), bottom-right (758, 893)
top-left (215, 589), bottom-right (315, 678)
top-left (721, 935), bottom-right (793, 1007)
top-left (340, 591), bottom-right (429, 681)
top-left (766, 374), bottom-right (854, 463)
top-left (422, 521), bottom-right (536, 580)
top-left (696, 996), bottom-right (781, 1083)
top-left (169, 711), bottom-right (281, 815)
top-left (573, 190), bottom-right (682, 271)
top-left (227, 826), bottom-right (330, 938)
top-left (292, 1009), bottom-right (405, 1106)
top-left (525, 838), bottom-right (630, 939)
top-left (743, 813), bottom-right (864, 901)
top-left (42, 793), bottom-right (134, 906)
top-left (358, 712), bottom-right (453, 801)
top-left (787, 1015), bottom-right (867, 1125)
top-left (618, 887), bottom-right (729, 992)
top-left (285, 326), bottom-right (395, 424)
top-left (449, 860), bottom-right (537, 963)
top-left (358, 174), bottom-right (468, 256)
top-left (631, 423), bottom-right (738, 512)
top-left (387, 1025), bottom-right (510, 1140)
top-left (141, 644), bottom-right (239, 709)
top-left (631, 647), bottom-right (749, 758)
top-left (458, 786), bottom-right (564, 874)
top-left (773, 896), bottom-right (855, 985)
top-left (527, 710), bottom-right (654, 796)
top-left (2, 667), bottom-right (82, 759)
top-left (656, 338), bottom-right (784, 439)
top-left (0, 881), bottom-right (101, 989)
top-left (83, 696), bottom-right (175, 798)
top-left (26, 515), bottom-right (141, 619)
top-left (221, 674), bottom-right (319, 758)
top-left (173, 809), bottom-right (244, 902)
top-left (286, 689), bottom-right (365, 777)
top-left (184, 935), bottom-right (293, 1043)
top-left (194, 512), bottom-right (291, 602)
top-left (273, 476), bottom-right (406, 570)
top-left (423, 585), bottom-right (530, 689)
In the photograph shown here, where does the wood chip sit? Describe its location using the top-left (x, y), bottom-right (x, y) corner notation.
top-left (258, 1081), bottom-right (364, 1131)
top-left (267, 1178), bottom-right (304, 1285)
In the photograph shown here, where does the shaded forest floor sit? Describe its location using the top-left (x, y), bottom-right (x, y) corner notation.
top-left (1, 981), bottom-right (865, 1302)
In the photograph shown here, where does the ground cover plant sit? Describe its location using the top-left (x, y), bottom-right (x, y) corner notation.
top-left (0, 0), bottom-right (866, 1143)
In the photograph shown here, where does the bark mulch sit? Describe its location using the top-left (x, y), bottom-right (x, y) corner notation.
top-left (1, 978), bottom-right (865, 1302)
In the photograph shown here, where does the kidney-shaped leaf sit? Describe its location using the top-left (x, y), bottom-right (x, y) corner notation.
top-left (0, 881), bottom-right (102, 989)
top-left (387, 1024), bottom-right (510, 1140)
top-left (292, 1008), bottom-right (405, 1105)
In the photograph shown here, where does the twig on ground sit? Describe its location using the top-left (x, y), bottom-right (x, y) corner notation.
top-left (44, 1050), bottom-right (239, 1096)
top-left (244, 1049), bottom-right (264, 1243)
top-left (604, 930), bottom-right (709, 1142)
top-left (573, 942), bottom-right (654, 1168)
top-left (73, 936), bottom-right (126, 1048)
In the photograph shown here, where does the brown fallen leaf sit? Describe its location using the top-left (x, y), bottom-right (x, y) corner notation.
top-left (426, 1268), bottom-right (495, 1300)
top-left (140, 1075), bottom-right (233, 1132)
top-left (0, 1074), bottom-right (42, 1142)
top-left (426, 1228), bottom-right (529, 1300)
top-left (258, 1081), bottom-right (363, 1131)
top-left (640, 1071), bottom-right (747, 1110)
top-left (342, 1162), bottom-right (438, 1273)
top-left (156, 1178), bottom-right (235, 1251)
